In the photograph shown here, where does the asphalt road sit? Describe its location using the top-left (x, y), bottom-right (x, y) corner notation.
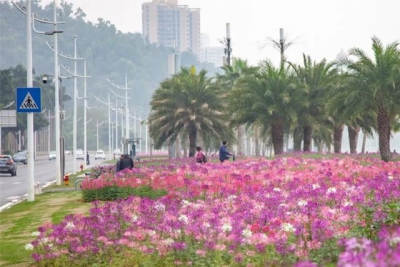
top-left (0, 154), bottom-right (107, 207)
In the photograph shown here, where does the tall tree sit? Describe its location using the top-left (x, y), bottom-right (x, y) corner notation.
top-left (290, 55), bottom-right (337, 152)
top-left (230, 61), bottom-right (300, 155)
top-left (344, 37), bottom-right (400, 161)
top-left (218, 58), bottom-right (257, 155)
top-left (149, 66), bottom-right (233, 157)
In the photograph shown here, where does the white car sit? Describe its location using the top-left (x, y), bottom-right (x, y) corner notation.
top-left (64, 150), bottom-right (71, 155)
top-left (76, 149), bottom-right (84, 160)
top-left (95, 150), bottom-right (106, 160)
top-left (48, 151), bottom-right (56, 160)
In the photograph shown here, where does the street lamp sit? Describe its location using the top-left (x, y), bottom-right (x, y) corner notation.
top-left (46, 37), bottom-right (85, 174)
top-left (96, 120), bottom-right (105, 151)
top-left (107, 76), bottom-right (131, 153)
top-left (95, 93), bottom-right (112, 160)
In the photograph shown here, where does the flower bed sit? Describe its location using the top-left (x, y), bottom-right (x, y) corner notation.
top-left (29, 157), bottom-right (400, 266)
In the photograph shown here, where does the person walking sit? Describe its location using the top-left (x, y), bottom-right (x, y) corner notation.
top-left (86, 152), bottom-right (90, 165)
top-left (195, 146), bottom-right (206, 163)
top-left (115, 154), bottom-right (125, 172)
top-left (116, 154), bottom-right (134, 172)
top-left (219, 141), bottom-right (233, 163)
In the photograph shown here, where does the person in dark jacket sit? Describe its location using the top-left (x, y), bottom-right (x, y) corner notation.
top-left (117, 154), bottom-right (134, 172)
top-left (115, 154), bottom-right (125, 172)
top-left (219, 141), bottom-right (233, 163)
top-left (86, 152), bottom-right (90, 165)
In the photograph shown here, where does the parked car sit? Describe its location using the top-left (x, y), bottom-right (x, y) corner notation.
top-left (13, 151), bottom-right (28, 164)
top-left (76, 149), bottom-right (84, 160)
top-left (95, 150), bottom-right (106, 160)
top-left (48, 151), bottom-right (56, 160)
top-left (0, 155), bottom-right (17, 176)
top-left (64, 150), bottom-right (71, 155)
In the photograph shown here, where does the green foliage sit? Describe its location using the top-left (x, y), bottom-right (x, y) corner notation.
top-left (149, 66), bottom-right (234, 156)
top-left (82, 185), bottom-right (167, 202)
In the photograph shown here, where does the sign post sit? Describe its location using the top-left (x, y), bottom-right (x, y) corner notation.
top-left (16, 87), bottom-right (41, 202)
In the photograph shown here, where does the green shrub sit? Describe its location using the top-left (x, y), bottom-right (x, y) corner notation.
top-left (82, 185), bottom-right (167, 202)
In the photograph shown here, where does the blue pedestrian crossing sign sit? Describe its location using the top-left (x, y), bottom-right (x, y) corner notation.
top-left (16, 87), bottom-right (42, 113)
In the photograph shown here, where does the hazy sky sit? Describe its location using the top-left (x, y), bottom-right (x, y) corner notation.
top-left (44, 0), bottom-right (399, 66)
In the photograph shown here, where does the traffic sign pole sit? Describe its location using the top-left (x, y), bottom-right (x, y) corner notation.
top-left (26, 0), bottom-right (34, 202)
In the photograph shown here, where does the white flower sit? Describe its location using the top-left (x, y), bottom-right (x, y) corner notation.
top-left (227, 195), bottom-right (237, 201)
top-left (178, 214), bottom-right (189, 225)
top-left (163, 238), bottom-right (174, 245)
top-left (273, 188), bottom-right (281, 192)
top-left (222, 223), bottom-right (232, 233)
top-left (25, 243), bottom-right (34, 250)
top-left (388, 175), bottom-right (394, 181)
top-left (327, 187), bottom-right (337, 194)
top-left (312, 184), bottom-right (320, 190)
top-left (154, 202), bottom-right (165, 212)
top-left (41, 237), bottom-right (49, 244)
top-left (298, 200), bottom-right (308, 207)
top-left (389, 236), bottom-right (400, 246)
top-left (202, 222), bottom-right (211, 229)
top-left (242, 228), bottom-right (252, 239)
top-left (148, 230), bottom-right (156, 236)
top-left (282, 223), bottom-right (296, 232)
top-left (65, 222), bottom-right (75, 230)
top-left (182, 200), bottom-right (191, 207)
top-left (131, 215), bottom-right (138, 222)
top-left (31, 231), bottom-right (40, 236)
top-left (279, 203), bottom-right (287, 208)
top-left (344, 201), bottom-right (353, 207)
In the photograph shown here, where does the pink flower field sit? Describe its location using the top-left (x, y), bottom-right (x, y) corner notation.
top-left (30, 156), bottom-right (400, 266)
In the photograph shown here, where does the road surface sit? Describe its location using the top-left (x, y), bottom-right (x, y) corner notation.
top-left (0, 154), bottom-right (108, 207)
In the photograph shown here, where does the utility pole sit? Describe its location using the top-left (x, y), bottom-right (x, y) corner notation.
top-left (13, 0), bottom-right (64, 198)
top-left (26, 0), bottom-right (34, 201)
top-left (47, 37), bottom-right (84, 174)
top-left (107, 76), bottom-right (131, 154)
top-left (61, 59), bottom-right (91, 169)
top-left (94, 93), bottom-right (113, 159)
top-left (224, 23), bottom-right (232, 66)
top-left (280, 28), bottom-right (285, 67)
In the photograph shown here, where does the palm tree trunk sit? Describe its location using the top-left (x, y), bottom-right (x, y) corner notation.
top-left (377, 108), bottom-right (391, 162)
top-left (348, 126), bottom-right (360, 154)
top-left (254, 125), bottom-right (260, 156)
top-left (188, 129), bottom-right (197, 157)
top-left (361, 131), bottom-right (367, 154)
top-left (271, 123), bottom-right (284, 155)
top-left (293, 127), bottom-right (302, 151)
top-left (317, 141), bottom-right (323, 153)
top-left (175, 134), bottom-right (180, 158)
top-left (333, 124), bottom-right (344, 153)
top-left (237, 126), bottom-right (244, 155)
top-left (303, 126), bottom-right (312, 152)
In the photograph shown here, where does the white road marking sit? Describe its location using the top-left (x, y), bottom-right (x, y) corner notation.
top-left (12, 182), bottom-right (21, 185)
top-left (6, 196), bottom-right (21, 200)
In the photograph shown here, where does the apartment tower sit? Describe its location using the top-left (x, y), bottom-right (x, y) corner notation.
top-left (142, 0), bottom-right (201, 57)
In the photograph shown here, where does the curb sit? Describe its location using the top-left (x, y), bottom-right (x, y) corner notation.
top-left (0, 179), bottom-right (56, 213)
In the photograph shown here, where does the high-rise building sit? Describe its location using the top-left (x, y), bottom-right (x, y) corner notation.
top-left (200, 33), bottom-right (224, 67)
top-left (142, 0), bottom-right (201, 57)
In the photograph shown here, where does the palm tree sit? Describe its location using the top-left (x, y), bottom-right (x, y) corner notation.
top-left (344, 37), bottom-right (400, 162)
top-left (289, 54), bottom-right (337, 152)
top-left (149, 66), bottom-right (233, 157)
top-left (218, 59), bottom-right (257, 155)
top-left (230, 61), bottom-right (299, 155)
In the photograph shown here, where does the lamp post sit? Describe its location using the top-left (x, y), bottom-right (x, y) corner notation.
top-left (47, 37), bottom-right (85, 174)
top-left (62, 59), bottom-right (91, 169)
top-left (107, 76), bottom-right (131, 153)
top-left (13, 0), bottom-right (65, 198)
top-left (94, 93), bottom-right (112, 159)
top-left (96, 120), bottom-right (105, 151)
